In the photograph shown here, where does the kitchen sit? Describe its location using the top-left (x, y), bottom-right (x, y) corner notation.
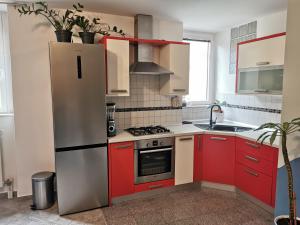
top-left (0, 0), bottom-right (299, 225)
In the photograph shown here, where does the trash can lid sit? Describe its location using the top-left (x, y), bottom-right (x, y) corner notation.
top-left (32, 172), bottom-right (54, 181)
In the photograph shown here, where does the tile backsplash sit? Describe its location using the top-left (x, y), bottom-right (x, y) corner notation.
top-left (106, 75), bottom-right (282, 132)
top-left (106, 75), bottom-right (182, 131)
top-left (216, 93), bottom-right (282, 126)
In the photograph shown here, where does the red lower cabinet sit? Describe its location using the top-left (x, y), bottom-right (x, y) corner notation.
top-left (235, 137), bottom-right (279, 207)
top-left (193, 135), bottom-right (202, 182)
top-left (202, 135), bottom-right (236, 185)
top-left (109, 142), bottom-right (135, 200)
top-left (134, 179), bottom-right (175, 193)
top-left (236, 163), bottom-right (272, 205)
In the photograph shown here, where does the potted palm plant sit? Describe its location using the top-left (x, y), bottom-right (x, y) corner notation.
top-left (16, 2), bottom-right (83, 42)
top-left (256, 118), bottom-right (300, 225)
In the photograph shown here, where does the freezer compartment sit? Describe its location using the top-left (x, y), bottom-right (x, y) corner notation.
top-left (55, 146), bottom-right (108, 215)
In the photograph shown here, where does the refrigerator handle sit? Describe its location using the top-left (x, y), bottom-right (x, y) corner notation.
top-left (77, 56), bottom-right (82, 79)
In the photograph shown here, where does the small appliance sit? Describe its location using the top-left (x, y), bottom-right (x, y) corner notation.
top-left (107, 103), bottom-right (116, 137)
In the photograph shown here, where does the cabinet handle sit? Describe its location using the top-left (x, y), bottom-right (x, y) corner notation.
top-left (245, 155), bottom-right (259, 163)
top-left (115, 144), bottom-right (132, 149)
top-left (111, 89), bottom-right (128, 93)
top-left (149, 184), bottom-right (163, 189)
top-left (210, 137), bottom-right (227, 141)
top-left (256, 61), bottom-right (270, 66)
top-left (245, 142), bottom-right (259, 149)
top-left (173, 89), bottom-right (186, 92)
top-left (179, 137), bottom-right (193, 141)
top-left (244, 168), bottom-right (259, 177)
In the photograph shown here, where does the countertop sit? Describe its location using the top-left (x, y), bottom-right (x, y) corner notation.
top-left (108, 120), bottom-right (280, 148)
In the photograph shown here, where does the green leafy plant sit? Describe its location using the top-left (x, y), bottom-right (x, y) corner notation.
top-left (97, 25), bottom-right (125, 36)
top-left (256, 118), bottom-right (300, 225)
top-left (16, 2), bottom-right (83, 31)
top-left (75, 16), bottom-right (100, 32)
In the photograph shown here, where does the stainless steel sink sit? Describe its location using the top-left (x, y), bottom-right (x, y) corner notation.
top-left (194, 124), bottom-right (253, 132)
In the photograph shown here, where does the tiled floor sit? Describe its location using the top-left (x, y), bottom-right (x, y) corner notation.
top-left (0, 186), bottom-right (274, 225)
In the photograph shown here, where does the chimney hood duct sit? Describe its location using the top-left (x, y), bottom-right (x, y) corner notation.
top-left (130, 14), bottom-right (174, 75)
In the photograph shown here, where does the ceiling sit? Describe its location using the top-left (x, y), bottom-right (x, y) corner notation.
top-left (19, 0), bottom-right (288, 32)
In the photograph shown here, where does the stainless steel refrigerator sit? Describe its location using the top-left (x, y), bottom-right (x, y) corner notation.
top-left (49, 42), bottom-right (108, 215)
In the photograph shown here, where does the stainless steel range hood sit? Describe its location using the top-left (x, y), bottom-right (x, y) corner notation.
top-left (130, 14), bottom-right (174, 75)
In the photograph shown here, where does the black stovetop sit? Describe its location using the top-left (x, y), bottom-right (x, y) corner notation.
top-left (126, 126), bottom-right (171, 136)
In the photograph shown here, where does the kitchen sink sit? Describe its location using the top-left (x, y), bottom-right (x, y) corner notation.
top-left (194, 124), bottom-right (253, 132)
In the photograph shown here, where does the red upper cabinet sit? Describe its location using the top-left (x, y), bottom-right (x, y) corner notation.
top-left (109, 142), bottom-right (134, 200)
top-left (202, 134), bottom-right (236, 185)
top-left (193, 135), bottom-right (202, 182)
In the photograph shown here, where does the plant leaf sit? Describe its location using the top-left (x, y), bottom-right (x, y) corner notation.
top-left (270, 130), bottom-right (278, 145)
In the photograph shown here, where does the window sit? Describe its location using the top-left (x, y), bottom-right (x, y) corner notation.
top-left (183, 39), bottom-right (211, 105)
top-left (0, 5), bottom-right (13, 113)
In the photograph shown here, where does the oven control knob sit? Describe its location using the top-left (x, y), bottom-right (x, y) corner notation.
top-left (160, 141), bottom-right (164, 146)
top-left (146, 143), bottom-right (151, 147)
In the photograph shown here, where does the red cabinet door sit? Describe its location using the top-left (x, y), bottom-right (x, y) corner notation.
top-left (202, 135), bottom-right (236, 185)
top-left (109, 142), bottom-right (134, 199)
top-left (236, 163), bottom-right (272, 205)
top-left (193, 135), bottom-right (202, 182)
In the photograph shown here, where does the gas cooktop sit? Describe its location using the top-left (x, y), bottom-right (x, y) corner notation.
top-left (126, 126), bottom-right (171, 136)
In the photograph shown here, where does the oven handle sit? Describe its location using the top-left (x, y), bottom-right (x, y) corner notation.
top-left (139, 148), bottom-right (173, 154)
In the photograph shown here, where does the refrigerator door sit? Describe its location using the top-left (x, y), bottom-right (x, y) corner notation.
top-left (49, 43), bottom-right (107, 148)
top-left (55, 147), bottom-right (108, 215)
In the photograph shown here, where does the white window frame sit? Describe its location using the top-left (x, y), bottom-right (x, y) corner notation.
top-left (183, 31), bottom-right (215, 107)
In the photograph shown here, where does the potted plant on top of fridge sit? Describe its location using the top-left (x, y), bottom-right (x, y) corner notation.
top-left (16, 2), bottom-right (83, 42)
top-left (256, 118), bottom-right (300, 225)
top-left (74, 15), bottom-right (100, 44)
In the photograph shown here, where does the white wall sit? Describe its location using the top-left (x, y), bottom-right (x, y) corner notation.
top-left (280, 0), bottom-right (300, 167)
top-left (6, 6), bottom-right (182, 196)
top-left (214, 10), bottom-right (287, 126)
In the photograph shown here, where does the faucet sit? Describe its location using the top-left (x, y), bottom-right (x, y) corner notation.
top-left (209, 104), bottom-right (222, 127)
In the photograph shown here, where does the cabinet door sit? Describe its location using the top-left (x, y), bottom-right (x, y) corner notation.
top-left (193, 135), bottom-right (202, 182)
top-left (160, 44), bottom-right (190, 95)
top-left (238, 34), bottom-right (286, 69)
top-left (175, 136), bottom-right (194, 185)
top-left (203, 135), bottom-right (235, 185)
top-left (236, 163), bottom-right (272, 205)
top-left (106, 39), bottom-right (130, 96)
top-left (109, 142), bottom-right (134, 199)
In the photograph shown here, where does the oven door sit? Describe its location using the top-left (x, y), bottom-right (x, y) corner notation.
top-left (134, 146), bottom-right (175, 184)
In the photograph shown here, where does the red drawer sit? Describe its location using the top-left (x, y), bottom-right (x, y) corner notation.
top-left (236, 138), bottom-right (275, 162)
top-left (236, 150), bottom-right (273, 176)
top-left (236, 163), bottom-right (272, 206)
top-left (134, 179), bottom-right (174, 193)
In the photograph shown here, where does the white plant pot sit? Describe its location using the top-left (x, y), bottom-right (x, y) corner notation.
top-left (274, 215), bottom-right (300, 225)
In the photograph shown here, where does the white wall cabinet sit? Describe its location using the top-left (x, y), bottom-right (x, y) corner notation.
top-left (237, 34), bottom-right (286, 94)
top-left (238, 35), bottom-right (286, 69)
top-left (175, 135), bottom-right (194, 185)
top-left (106, 39), bottom-right (130, 96)
top-left (159, 44), bottom-right (190, 95)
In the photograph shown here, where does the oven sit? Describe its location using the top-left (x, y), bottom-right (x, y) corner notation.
top-left (134, 137), bottom-right (175, 184)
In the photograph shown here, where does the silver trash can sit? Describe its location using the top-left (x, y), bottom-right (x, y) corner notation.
top-left (31, 172), bottom-right (55, 210)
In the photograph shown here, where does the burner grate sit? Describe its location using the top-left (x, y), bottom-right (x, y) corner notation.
top-left (126, 126), bottom-right (171, 136)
